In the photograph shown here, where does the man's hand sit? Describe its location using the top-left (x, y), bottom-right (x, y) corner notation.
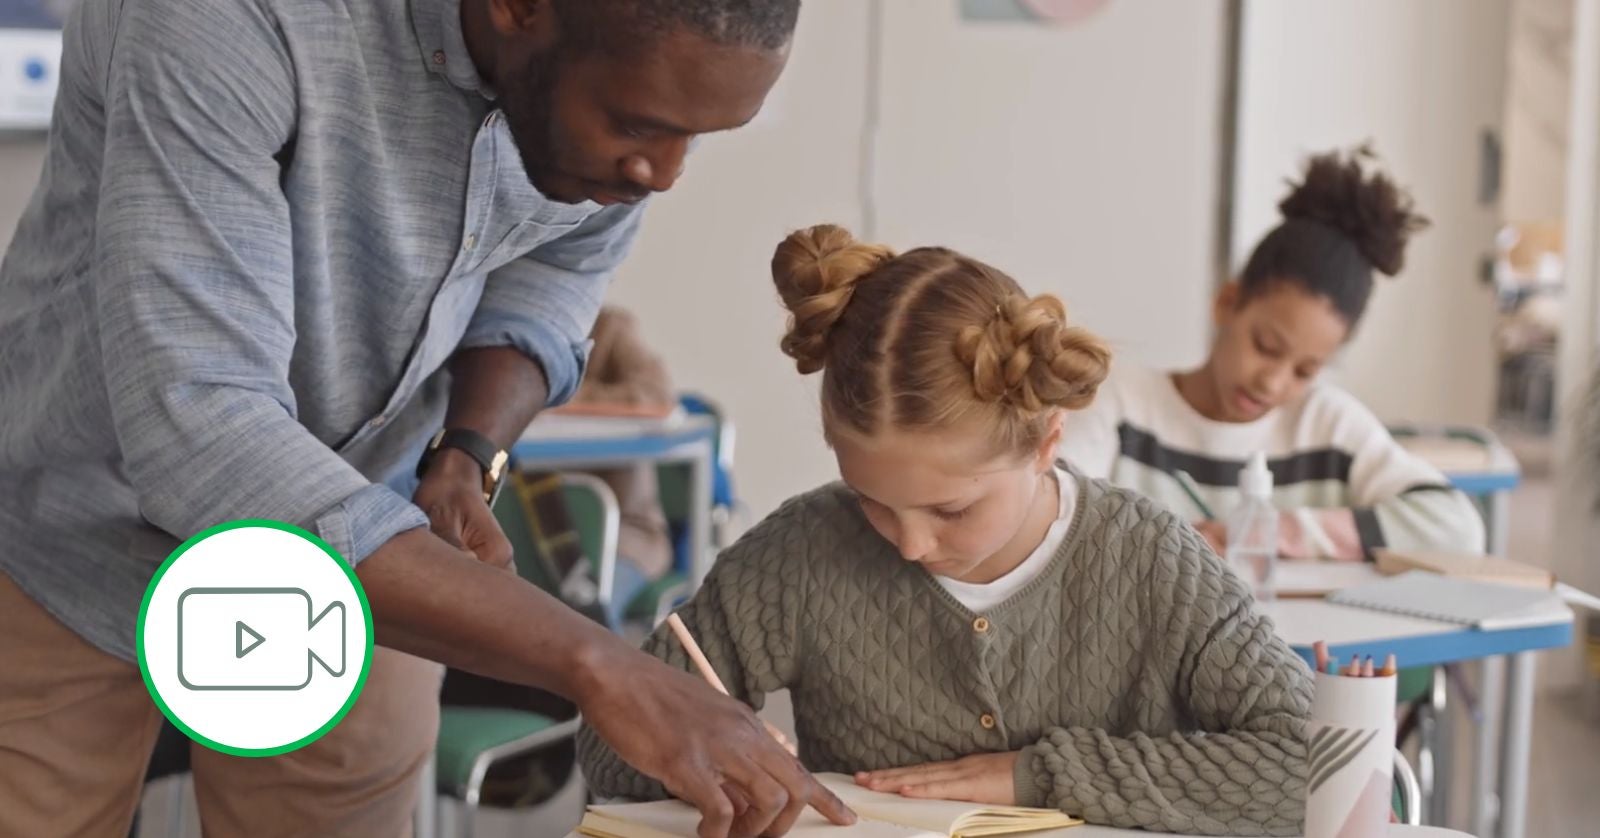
top-left (419, 345), bottom-right (550, 570)
top-left (576, 649), bottom-right (856, 838)
top-left (854, 752), bottom-right (1021, 805)
top-left (414, 448), bottom-right (513, 570)
top-left (359, 532), bottom-right (849, 837)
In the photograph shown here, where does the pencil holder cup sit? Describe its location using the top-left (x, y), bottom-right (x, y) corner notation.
top-left (1304, 671), bottom-right (1397, 838)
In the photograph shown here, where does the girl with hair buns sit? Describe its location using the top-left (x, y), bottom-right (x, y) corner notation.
top-left (580, 225), bottom-right (1313, 835)
top-left (1061, 146), bottom-right (1485, 560)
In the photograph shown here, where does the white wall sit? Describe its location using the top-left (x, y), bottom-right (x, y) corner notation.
top-left (612, 0), bottom-right (1228, 517)
top-left (1552, 0), bottom-right (1600, 605)
top-left (1502, 0), bottom-right (1575, 223)
top-left (870, 0), bottom-right (1225, 370)
top-left (1233, 0), bottom-right (1510, 427)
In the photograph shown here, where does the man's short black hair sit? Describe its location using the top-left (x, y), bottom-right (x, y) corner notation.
top-left (554, 0), bottom-right (801, 55)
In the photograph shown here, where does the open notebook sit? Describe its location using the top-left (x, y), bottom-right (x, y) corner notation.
top-left (578, 773), bottom-right (1082, 838)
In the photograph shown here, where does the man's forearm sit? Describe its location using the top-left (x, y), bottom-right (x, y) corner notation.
top-left (357, 528), bottom-right (620, 698)
top-left (426, 346), bottom-right (551, 483)
top-left (445, 346), bottom-right (551, 449)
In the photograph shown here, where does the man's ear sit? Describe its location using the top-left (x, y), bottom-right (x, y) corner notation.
top-left (487, 0), bottom-right (556, 40)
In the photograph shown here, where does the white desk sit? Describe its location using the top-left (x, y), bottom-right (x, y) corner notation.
top-left (514, 413), bottom-right (719, 586)
top-left (1390, 426), bottom-right (1520, 558)
top-left (1265, 598), bottom-right (1572, 838)
top-left (1064, 826), bottom-right (1471, 838)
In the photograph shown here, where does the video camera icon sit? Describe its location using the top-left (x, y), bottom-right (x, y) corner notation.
top-left (176, 588), bottom-right (347, 691)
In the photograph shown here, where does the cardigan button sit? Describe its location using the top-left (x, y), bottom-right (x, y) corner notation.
top-left (973, 616), bottom-right (990, 634)
top-left (980, 713), bottom-right (996, 730)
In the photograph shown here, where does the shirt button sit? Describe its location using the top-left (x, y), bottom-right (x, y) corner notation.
top-left (432, 50), bottom-right (447, 65)
top-left (973, 617), bottom-right (990, 634)
top-left (464, 233), bottom-right (478, 250)
top-left (980, 714), bottom-right (996, 730)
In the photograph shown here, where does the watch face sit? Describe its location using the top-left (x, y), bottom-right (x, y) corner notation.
top-left (486, 470), bottom-right (508, 507)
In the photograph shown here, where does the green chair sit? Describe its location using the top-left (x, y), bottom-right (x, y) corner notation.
top-left (539, 472), bottom-right (623, 613)
top-left (626, 393), bottom-right (744, 626)
top-left (496, 471), bottom-right (621, 615)
top-left (636, 466), bottom-right (704, 626)
top-left (426, 472), bottom-right (621, 838)
top-left (433, 709), bottom-right (582, 838)
top-left (1395, 663), bottom-right (1454, 825)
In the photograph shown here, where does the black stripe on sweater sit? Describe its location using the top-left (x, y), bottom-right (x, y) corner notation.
top-left (1400, 483), bottom-right (1459, 495)
top-left (1117, 422), bottom-right (1355, 487)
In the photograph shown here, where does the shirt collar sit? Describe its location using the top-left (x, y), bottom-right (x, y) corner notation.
top-left (411, 0), bottom-right (497, 99)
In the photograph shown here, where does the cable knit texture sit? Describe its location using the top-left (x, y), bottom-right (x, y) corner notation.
top-left (578, 473), bottom-right (1314, 835)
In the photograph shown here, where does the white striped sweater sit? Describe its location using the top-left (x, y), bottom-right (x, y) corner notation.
top-left (1058, 363), bottom-right (1485, 560)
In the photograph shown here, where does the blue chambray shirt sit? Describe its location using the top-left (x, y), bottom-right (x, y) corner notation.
top-left (0, 0), bottom-right (647, 661)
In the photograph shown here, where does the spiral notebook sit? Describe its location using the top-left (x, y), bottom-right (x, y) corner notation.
top-left (578, 773), bottom-right (1081, 838)
top-left (1326, 570), bottom-right (1568, 630)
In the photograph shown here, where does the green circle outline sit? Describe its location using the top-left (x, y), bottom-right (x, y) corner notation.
top-left (136, 519), bottom-right (375, 758)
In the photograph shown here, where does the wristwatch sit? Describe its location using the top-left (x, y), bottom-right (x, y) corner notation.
top-left (417, 428), bottom-right (510, 506)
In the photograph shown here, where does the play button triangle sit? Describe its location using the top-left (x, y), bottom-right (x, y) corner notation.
top-left (236, 621), bottom-right (265, 659)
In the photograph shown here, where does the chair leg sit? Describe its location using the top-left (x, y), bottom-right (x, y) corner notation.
top-left (1425, 665), bottom-right (1454, 826)
top-left (1416, 696), bottom-right (1437, 819)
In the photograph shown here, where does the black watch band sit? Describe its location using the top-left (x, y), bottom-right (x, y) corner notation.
top-left (417, 428), bottom-right (510, 504)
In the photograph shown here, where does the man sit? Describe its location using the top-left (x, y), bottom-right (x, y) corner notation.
top-left (0, 1), bottom-right (852, 836)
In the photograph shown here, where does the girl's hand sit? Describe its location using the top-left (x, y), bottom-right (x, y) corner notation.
top-left (1194, 519), bottom-right (1227, 555)
top-left (854, 752), bottom-right (1020, 805)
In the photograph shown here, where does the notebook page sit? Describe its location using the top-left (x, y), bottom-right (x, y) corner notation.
top-left (582, 798), bottom-right (934, 838)
top-left (816, 774), bottom-right (1078, 836)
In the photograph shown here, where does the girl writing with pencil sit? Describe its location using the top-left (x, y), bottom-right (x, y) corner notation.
top-left (578, 225), bottom-right (1313, 835)
top-left (1059, 147), bottom-right (1484, 561)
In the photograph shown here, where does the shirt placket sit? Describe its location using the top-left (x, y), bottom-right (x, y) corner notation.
top-left (345, 111), bottom-right (501, 447)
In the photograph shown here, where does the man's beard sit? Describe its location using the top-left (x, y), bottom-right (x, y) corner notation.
top-left (500, 52), bottom-right (576, 202)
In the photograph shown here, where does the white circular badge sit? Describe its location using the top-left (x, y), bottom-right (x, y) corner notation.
top-left (137, 521), bottom-right (373, 757)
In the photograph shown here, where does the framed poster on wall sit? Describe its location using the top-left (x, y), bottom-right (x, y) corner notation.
top-left (0, 1), bottom-right (72, 130)
top-left (959, 0), bottom-right (1110, 26)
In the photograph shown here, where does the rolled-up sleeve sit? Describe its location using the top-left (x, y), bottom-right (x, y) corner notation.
top-left (93, 0), bottom-right (428, 563)
top-left (459, 202), bottom-right (647, 406)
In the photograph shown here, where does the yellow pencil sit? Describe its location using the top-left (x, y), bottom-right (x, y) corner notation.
top-left (666, 613), bottom-right (798, 756)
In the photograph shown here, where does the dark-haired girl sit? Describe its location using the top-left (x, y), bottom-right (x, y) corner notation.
top-left (1061, 147), bottom-right (1484, 561)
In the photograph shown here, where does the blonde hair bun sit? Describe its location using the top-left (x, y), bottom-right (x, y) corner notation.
top-left (772, 224), bottom-right (896, 374)
top-left (954, 294), bottom-right (1111, 413)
